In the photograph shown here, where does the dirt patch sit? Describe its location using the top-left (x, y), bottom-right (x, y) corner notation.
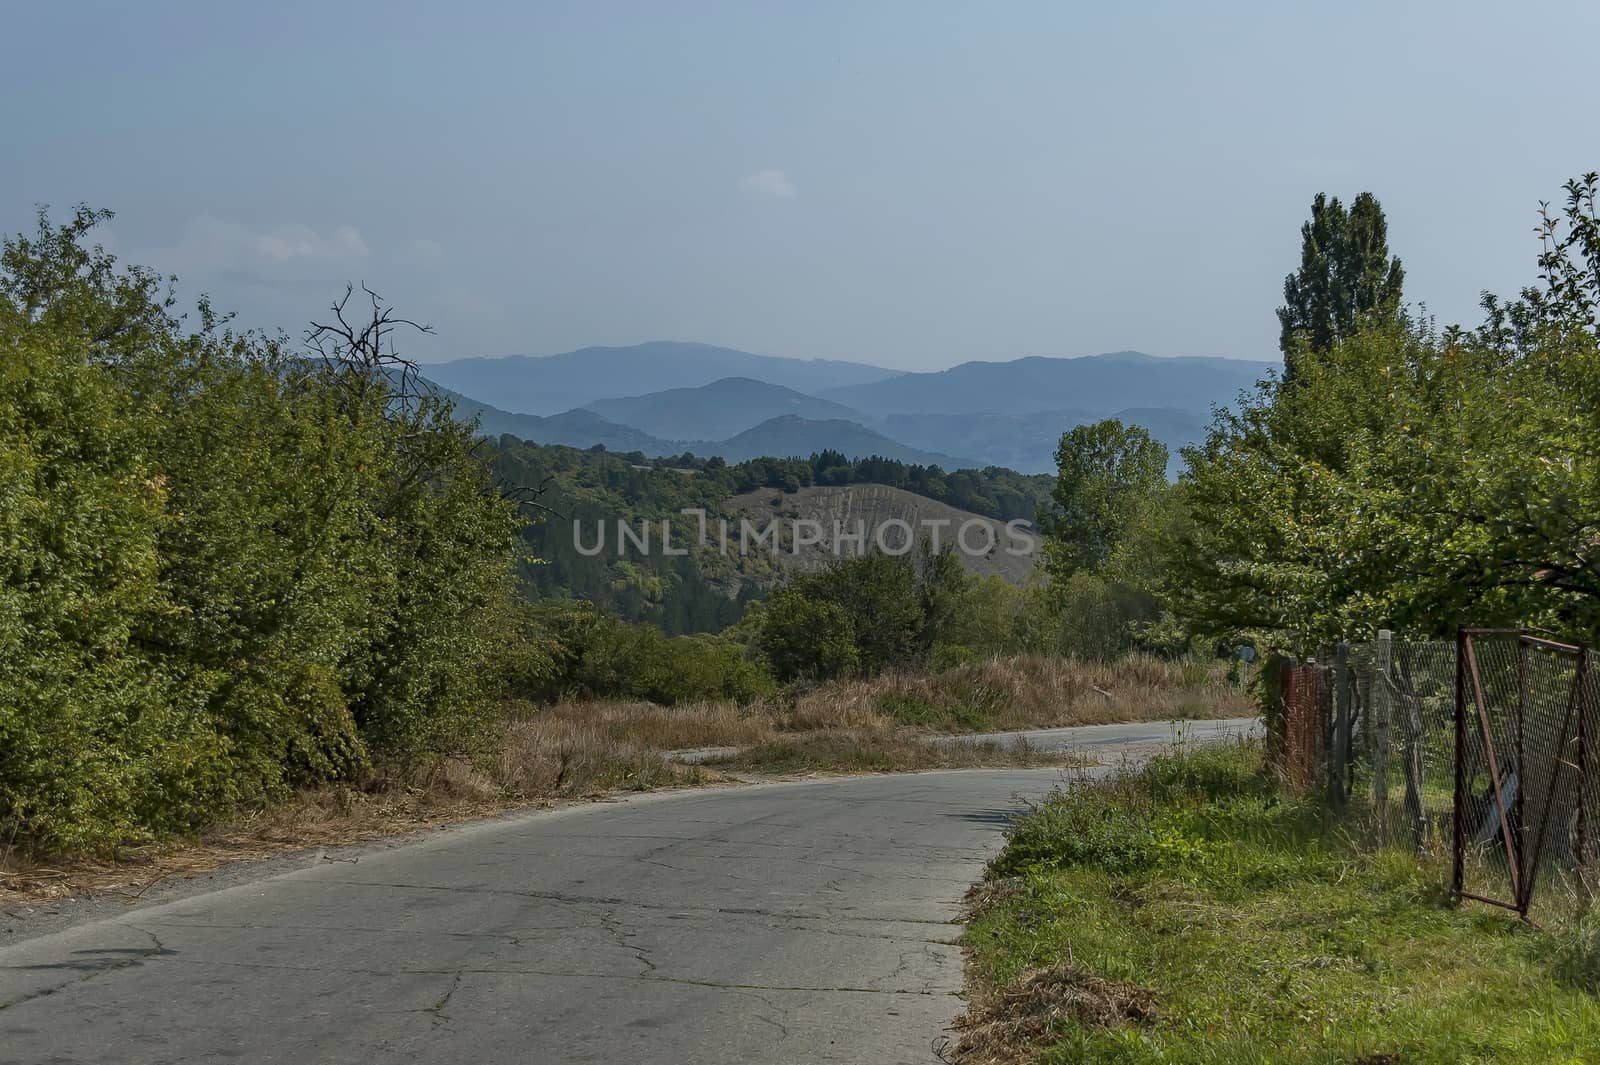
top-left (947, 963), bottom-right (1158, 1064)
top-left (962, 876), bottom-right (1026, 920)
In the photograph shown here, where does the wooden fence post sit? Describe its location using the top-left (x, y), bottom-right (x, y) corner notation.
top-left (1263, 653), bottom-right (1289, 773)
top-left (1579, 645), bottom-right (1594, 908)
top-left (1374, 630), bottom-right (1394, 840)
top-left (1397, 658), bottom-right (1429, 850)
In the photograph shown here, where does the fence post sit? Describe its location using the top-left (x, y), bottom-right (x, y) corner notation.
top-left (1398, 658), bottom-right (1428, 851)
top-left (1266, 653), bottom-right (1297, 776)
top-left (1453, 626), bottom-right (1465, 901)
top-left (1516, 637), bottom-right (1530, 913)
top-left (1332, 643), bottom-right (1351, 813)
top-left (1373, 630), bottom-right (1393, 839)
top-left (1579, 645), bottom-right (1593, 908)
top-left (1358, 640), bottom-right (1373, 775)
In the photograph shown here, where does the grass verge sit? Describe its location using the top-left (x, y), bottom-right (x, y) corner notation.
top-left (955, 741), bottom-right (1600, 1065)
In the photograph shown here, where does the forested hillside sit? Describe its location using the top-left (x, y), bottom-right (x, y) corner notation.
top-left (486, 439), bottom-right (1053, 632)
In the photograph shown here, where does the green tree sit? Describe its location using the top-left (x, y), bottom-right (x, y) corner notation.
top-left (754, 589), bottom-right (861, 682)
top-left (1048, 419), bottom-right (1167, 579)
top-left (1172, 175), bottom-right (1600, 650)
top-left (0, 208), bottom-right (526, 852)
top-left (754, 548), bottom-right (983, 682)
top-left (1278, 192), bottom-right (1404, 376)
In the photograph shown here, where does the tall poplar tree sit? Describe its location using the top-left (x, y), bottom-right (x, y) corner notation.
top-left (1278, 192), bottom-right (1405, 378)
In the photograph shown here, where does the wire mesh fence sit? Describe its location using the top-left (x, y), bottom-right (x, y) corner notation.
top-left (1270, 629), bottom-right (1598, 922)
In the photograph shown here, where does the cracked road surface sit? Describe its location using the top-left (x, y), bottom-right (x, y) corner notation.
top-left (0, 719), bottom-right (1256, 1064)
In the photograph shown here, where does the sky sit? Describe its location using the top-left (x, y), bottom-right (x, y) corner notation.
top-left (4, 1), bottom-right (1599, 371)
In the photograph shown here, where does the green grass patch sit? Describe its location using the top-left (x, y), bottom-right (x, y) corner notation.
top-left (959, 741), bottom-right (1600, 1064)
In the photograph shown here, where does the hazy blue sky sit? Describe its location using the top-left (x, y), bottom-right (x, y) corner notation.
top-left (5, 1), bottom-right (1597, 370)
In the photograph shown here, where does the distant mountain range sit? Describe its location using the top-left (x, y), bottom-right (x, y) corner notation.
top-left (424, 341), bottom-right (899, 416)
top-left (422, 341), bottom-right (1277, 475)
top-left (709, 415), bottom-right (975, 468)
top-left (815, 351), bottom-right (1266, 415)
top-left (584, 377), bottom-right (864, 441)
top-left (429, 381), bottom-right (979, 469)
top-left (876, 407), bottom-right (1211, 477)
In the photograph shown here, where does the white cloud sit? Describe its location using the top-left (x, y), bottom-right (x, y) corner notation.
top-left (147, 216), bottom-right (370, 280)
top-left (255, 223), bottom-right (368, 261)
top-left (738, 168), bottom-right (798, 199)
top-left (408, 238), bottom-right (445, 262)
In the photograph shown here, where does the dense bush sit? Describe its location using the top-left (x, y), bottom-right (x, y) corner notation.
top-left (515, 600), bottom-right (772, 704)
top-left (754, 547), bottom-right (976, 682)
top-left (750, 589), bottom-right (860, 682)
top-left (0, 209), bottom-right (523, 851)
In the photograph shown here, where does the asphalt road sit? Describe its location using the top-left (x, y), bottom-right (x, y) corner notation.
top-left (0, 717), bottom-right (1257, 1065)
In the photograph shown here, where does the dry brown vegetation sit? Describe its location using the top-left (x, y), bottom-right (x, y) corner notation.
top-left (2, 654), bottom-right (1247, 903)
top-left (947, 963), bottom-right (1159, 1064)
top-left (0, 732), bottom-right (713, 904)
top-left (793, 653), bottom-right (1252, 732)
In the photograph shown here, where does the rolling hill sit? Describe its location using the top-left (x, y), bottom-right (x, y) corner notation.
top-left (724, 484), bottom-right (1039, 584)
top-left (422, 341), bottom-right (901, 416)
top-left (425, 382), bottom-right (668, 452)
top-left (879, 406), bottom-right (1210, 475)
top-left (699, 415), bottom-right (978, 468)
top-left (818, 351), bottom-right (1271, 416)
top-left (429, 378), bottom-right (977, 468)
top-left (584, 377), bottom-right (868, 441)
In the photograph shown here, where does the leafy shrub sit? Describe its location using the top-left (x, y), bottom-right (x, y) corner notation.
top-left (752, 587), bottom-right (860, 682)
top-left (518, 600), bottom-right (773, 704)
top-left (755, 546), bottom-right (980, 682)
top-left (875, 692), bottom-right (989, 731)
top-left (0, 209), bottom-right (524, 852)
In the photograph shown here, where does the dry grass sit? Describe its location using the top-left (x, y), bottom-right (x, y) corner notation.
top-left (0, 715), bottom-right (714, 904)
top-left (710, 733), bottom-right (1078, 775)
top-left (796, 653), bottom-right (1251, 733)
top-left (948, 963), bottom-right (1159, 1064)
top-left (963, 875), bottom-right (1027, 920)
top-left (2, 654), bottom-right (1245, 903)
top-left (518, 698), bottom-right (778, 753)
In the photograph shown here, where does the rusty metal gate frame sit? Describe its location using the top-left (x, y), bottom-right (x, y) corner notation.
top-left (1453, 627), bottom-right (1591, 918)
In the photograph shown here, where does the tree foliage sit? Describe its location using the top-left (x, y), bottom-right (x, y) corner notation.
top-left (1278, 191), bottom-right (1404, 377)
top-left (754, 547), bottom-right (975, 682)
top-left (1047, 419), bottom-right (1167, 580)
top-left (1172, 177), bottom-right (1600, 650)
top-left (0, 209), bottom-right (524, 851)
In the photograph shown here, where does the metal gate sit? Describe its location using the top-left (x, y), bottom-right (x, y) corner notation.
top-left (1453, 629), bottom-right (1595, 918)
